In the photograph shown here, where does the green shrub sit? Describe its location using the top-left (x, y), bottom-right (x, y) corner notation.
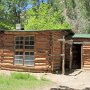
top-left (11, 73), bottom-right (37, 80)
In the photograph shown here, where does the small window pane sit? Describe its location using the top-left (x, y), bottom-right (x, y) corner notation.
top-left (19, 60), bottom-right (23, 64)
top-left (25, 56), bottom-right (34, 60)
top-left (30, 41), bottom-right (34, 45)
top-left (15, 45), bottom-right (19, 49)
top-left (25, 52), bottom-right (29, 55)
top-left (15, 41), bottom-right (19, 44)
top-left (25, 46), bottom-right (29, 49)
top-left (30, 57), bottom-right (34, 60)
top-left (15, 52), bottom-right (23, 55)
top-left (30, 46), bottom-right (34, 49)
top-left (25, 41), bottom-right (29, 45)
top-left (20, 45), bottom-right (23, 49)
top-left (30, 36), bottom-right (34, 40)
top-left (25, 56), bottom-right (30, 60)
top-left (15, 60), bottom-right (18, 64)
top-left (15, 52), bottom-right (19, 55)
top-left (24, 61), bottom-right (34, 66)
top-left (20, 37), bottom-right (23, 40)
top-left (20, 52), bottom-right (23, 55)
top-left (25, 46), bottom-right (34, 49)
top-left (20, 41), bottom-right (23, 44)
top-left (16, 37), bottom-right (19, 40)
top-left (15, 56), bottom-right (19, 59)
top-left (19, 56), bottom-right (23, 59)
top-left (30, 52), bottom-right (34, 55)
top-left (15, 55), bottom-right (23, 60)
top-left (25, 37), bottom-right (29, 41)
top-left (15, 60), bottom-right (23, 64)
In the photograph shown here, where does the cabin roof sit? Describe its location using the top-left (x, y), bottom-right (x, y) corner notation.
top-left (73, 34), bottom-right (90, 38)
top-left (0, 29), bottom-right (74, 37)
top-left (0, 29), bottom-right (71, 32)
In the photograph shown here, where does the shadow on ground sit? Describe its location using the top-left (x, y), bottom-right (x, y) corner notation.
top-left (50, 86), bottom-right (90, 90)
top-left (53, 69), bottom-right (82, 76)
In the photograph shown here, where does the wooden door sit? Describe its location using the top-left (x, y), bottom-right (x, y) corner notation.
top-left (72, 44), bottom-right (81, 69)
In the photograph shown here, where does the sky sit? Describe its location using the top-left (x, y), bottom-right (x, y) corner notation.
top-left (26, 0), bottom-right (48, 9)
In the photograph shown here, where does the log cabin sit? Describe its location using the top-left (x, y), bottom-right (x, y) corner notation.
top-left (72, 34), bottom-right (90, 70)
top-left (0, 29), bottom-right (73, 73)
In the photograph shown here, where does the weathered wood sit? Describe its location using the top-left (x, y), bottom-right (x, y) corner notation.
top-left (69, 45), bottom-right (72, 70)
top-left (62, 36), bottom-right (65, 75)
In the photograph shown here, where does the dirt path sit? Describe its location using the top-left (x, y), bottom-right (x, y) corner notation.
top-left (0, 69), bottom-right (90, 90)
top-left (32, 69), bottom-right (90, 90)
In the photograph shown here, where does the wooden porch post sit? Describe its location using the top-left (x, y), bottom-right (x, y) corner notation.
top-left (62, 36), bottom-right (65, 75)
top-left (69, 44), bottom-right (72, 70)
top-left (58, 37), bottom-right (73, 74)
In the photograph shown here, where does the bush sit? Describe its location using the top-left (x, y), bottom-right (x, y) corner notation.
top-left (11, 73), bottom-right (37, 80)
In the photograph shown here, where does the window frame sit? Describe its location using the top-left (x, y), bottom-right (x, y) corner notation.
top-left (14, 35), bottom-right (35, 66)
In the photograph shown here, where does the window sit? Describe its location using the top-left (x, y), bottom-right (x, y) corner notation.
top-left (14, 36), bottom-right (34, 66)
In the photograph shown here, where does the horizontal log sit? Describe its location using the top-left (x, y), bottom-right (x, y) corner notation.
top-left (83, 65), bottom-right (90, 68)
top-left (35, 58), bottom-right (46, 60)
top-left (83, 48), bottom-right (90, 50)
top-left (1, 60), bottom-right (13, 63)
top-left (84, 63), bottom-right (90, 65)
top-left (35, 63), bottom-right (47, 66)
top-left (3, 57), bottom-right (14, 59)
top-left (83, 45), bottom-right (90, 48)
top-left (35, 60), bottom-right (48, 63)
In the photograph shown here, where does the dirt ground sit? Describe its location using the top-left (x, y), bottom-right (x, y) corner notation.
top-left (32, 69), bottom-right (90, 90)
top-left (0, 69), bottom-right (90, 90)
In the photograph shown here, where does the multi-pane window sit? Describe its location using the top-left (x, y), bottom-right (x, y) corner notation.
top-left (14, 36), bottom-right (34, 66)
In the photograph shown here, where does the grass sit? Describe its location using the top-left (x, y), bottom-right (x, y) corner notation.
top-left (0, 72), bottom-right (52, 90)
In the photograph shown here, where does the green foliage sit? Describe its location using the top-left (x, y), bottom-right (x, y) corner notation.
top-left (0, 22), bottom-right (14, 30)
top-left (78, 0), bottom-right (90, 18)
top-left (48, 0), bottom-right (90, 33)
top-left (11, 72), bottom-right (37, 80)
top-left (25, 3), bottom-right (70, 30)
top-left (0, 0), bottom-right (30, 30)
top-left (0, 0), bottom-right (90, 32)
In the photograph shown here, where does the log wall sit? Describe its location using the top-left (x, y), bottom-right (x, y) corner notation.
top-left (83, 44), bottom-right (90, 69)
top-left (34, 32), bottom-right (51, 72)
top-left (0, 30), bottom-right (68, 73)
top-left (0, 35), bottom-right (14, 70)
top-left (51, 31), bottom-right (62, 71)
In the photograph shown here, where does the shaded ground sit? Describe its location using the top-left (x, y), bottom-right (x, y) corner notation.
top-left (0, 69), bottom-right (90, 90)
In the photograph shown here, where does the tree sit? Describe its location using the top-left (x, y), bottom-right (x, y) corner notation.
top-left (0, 0), bottom-right (31, 29)
top-left (48, 0), bottom-right (90, 33)
top-left (25, 3), bottom-right (70, 30)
